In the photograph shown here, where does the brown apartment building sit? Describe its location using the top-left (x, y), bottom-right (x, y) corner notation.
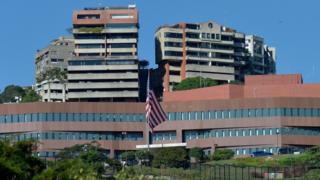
top-left (0, 74), bottom-right (319, 158)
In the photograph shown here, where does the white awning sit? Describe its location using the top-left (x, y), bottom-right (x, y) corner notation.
top-left (136, 143), bottom-right (187, 149)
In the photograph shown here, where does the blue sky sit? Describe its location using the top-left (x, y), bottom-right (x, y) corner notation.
top-left (1, 0), bottom-right (319, 90)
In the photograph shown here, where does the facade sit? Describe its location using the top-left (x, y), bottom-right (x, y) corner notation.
top-left (67, 5), bottom-right (140, 102)
top-left (245, 35), bottom-right (276, 75)
top-left (1, 74), bottom-right (320, 158)
top-left (35, 36), bottom-right (74, 102)
top-left (155, 21), bottom-right (276, 92)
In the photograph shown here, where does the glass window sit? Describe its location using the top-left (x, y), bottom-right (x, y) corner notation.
top-left (210, 111), bottom-right (216, 119)
top-left (0, 115), bottom-right (5, 123)
top-left (95, 113), bottom-right (101, 121)
top-left (182, 112), bottom-right (189, 120)
top-left (74, 113), bottom-right (80, 121)
top-left (242, 109), bottom-right (249, 118)
top-left (285, 108), bottom-right (292, 116)
top-left (114, 114), bottom-right (120, 122)
top-left (12, 115), bottom-right (18, 123)
top-left (222, 110), bottom-right (229, 119)
top-left (101, 114), bottom-right (108, 121)
top-left (278, 108), bottom-right (285, 116)
top-left (262, 109), bottom-right (269, 117)
top-left (190, 112), bottom-right (196, 120)
top-left (53, 113), bottom-right (60, 121)
top-left (39, 113), bottom-right (47, 122)
top-left (31, 113), bottom-right (37, 122)
top-left (230, 110), bottom-right (236, 118)
top-left (67, 113), bottom-right (74, 121)
top-left (196, 112), bottom-right (202, 120)
top-left (235, 109), bottom-right (242, 118)
top-left (88, 113), bottom-right (94, 121)
top-left (203, 111), bottom-right (209, 120)
top-left (270, 108), bottom-right (276, 116)
top-left (169, 112), bottom-right (175, 121)
top-left (312, 109), bottom-right (318, 117)
top-left (249, 109), bottom-right (256, 117)
top-left (256, 109), bottom-right (262, 117)
top-left (60, 113), bottom-right (66, 121)
top-left (292, 108), bottom-right (298, 116)
top-left (216, 111), bottom-right (222, 119)
top-left (299, 108), bottom-right (305, 117)
top-left (19, 114), bottom-right (25, 123)
top-left (305, 109), bottom-right (312, 117)
top-left (80, 113), bottom-right (87, 121)
top-left (176, 112), bottom-right (182, 120)
top-left (47, 113), bottom-right (53, 121)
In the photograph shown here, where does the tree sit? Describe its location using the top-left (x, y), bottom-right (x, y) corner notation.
top-left (210, 149), bottom-right (235, 161)
top-left (121, 151), bottom-right (136, 166)
top-left (152, 147), bottom-right (188, 168)
top-left (0, 85), bottom-right (25, 103)
top-left (0, 139), bottom-right (45, 180)
top-left (135, 150), bottom-right (153, 165)
top-left (42, 67), bottom-right (67, 102)
top-left (172, 76), bottom-right (218, 91)
top-left (21, 88), bottom-right (41, 103)
top-left (36, 142), bottom-right (113, 179)
top-left (189, 147), bottom-right (204, 163)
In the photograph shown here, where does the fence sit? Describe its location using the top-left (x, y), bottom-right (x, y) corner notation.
top-left (133, 163), bottom-right (320, 180)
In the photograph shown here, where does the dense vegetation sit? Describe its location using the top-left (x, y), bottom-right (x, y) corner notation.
top-left (0, 85), bottom-right (40, 103)
top-left (0, 138), bottom-right (319, 179)
top-left (0, 139), bottom-right (45, 180)
top-left (172, 76), bottom-right (218, 91)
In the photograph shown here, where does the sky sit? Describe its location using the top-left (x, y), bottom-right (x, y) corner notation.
top-left (0, 0), bottom-right (319, 91)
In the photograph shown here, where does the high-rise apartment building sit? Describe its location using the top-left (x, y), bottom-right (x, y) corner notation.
top-left (35, 36), bottom-right (74, 102)
top-left (67, 5), bottom-right (140, 102)
top-left (155, 21), bottom-right (276, 92)
top-left (245, 35), bottom-right (276, 75)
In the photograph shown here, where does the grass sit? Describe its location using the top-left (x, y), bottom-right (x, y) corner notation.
top-left (206, 154), bottom-right (309, 167)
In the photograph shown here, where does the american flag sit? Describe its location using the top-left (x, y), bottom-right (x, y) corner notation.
top-left (145, 72), bottom-right (167, 131)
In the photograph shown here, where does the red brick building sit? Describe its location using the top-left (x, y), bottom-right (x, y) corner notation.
top-left (0, 74), bottom-right (319, 158)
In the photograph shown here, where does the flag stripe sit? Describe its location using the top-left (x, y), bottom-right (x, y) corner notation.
top-left (146, 89), bottom-right (167, 131)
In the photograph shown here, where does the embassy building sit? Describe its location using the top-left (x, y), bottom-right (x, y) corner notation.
top-left (0, 74), bottom-right (320, 158)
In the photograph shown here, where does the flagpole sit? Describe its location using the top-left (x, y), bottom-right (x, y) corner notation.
top-left (146, 69), bottom-right (151, 152)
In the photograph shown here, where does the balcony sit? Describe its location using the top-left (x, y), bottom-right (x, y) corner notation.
top-left (186, 64), bottom-right (234, 74)
top-left (68, 72), bottom-right (138, 80)
top-left (67, 82), bottom-right (139, 89)
top-left (68, 64), bottom-right (138, 71)
top-left (103, 28), bottom-right (138, 33)
top-left (107, 38), bottom-right (137, 43)
top-left (67, 91), bottom-right (139, 99)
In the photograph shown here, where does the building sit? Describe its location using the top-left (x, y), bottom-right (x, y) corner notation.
top-left (245, 35), bottom-right (276, 75)
top-left (1, 74), bottom-right (320, 158)
top-left (155, 21), bottom-right (276, 92)
top-left (34, 36), bottom-right (74, 102)
top-left (67, 5), bottom-right (140, 102)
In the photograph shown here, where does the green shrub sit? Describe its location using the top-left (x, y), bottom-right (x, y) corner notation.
top-left (189, 147), bottom-right (204, 160)
top-left (210, 149), bottom-right (234, 161)
top-left (78, 27), bottom-right (103, 33)
top-left (152, 147), bottom-right (188, 168)
top-left (172, 76), bottom-right (218, 91)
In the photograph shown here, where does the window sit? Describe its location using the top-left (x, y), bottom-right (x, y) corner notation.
top-left (196, 112), bottom-right (202, 120)
top-left (164, 32), bottom-right (182, 39)
top-left (168, 112), bottom-right (175, 121)
top-left (111, 14), bottom-right (134, 19)
top-left (210, 111), bottom-right (216, 119)
top-left (182, 112), bottom-right (189, 120)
